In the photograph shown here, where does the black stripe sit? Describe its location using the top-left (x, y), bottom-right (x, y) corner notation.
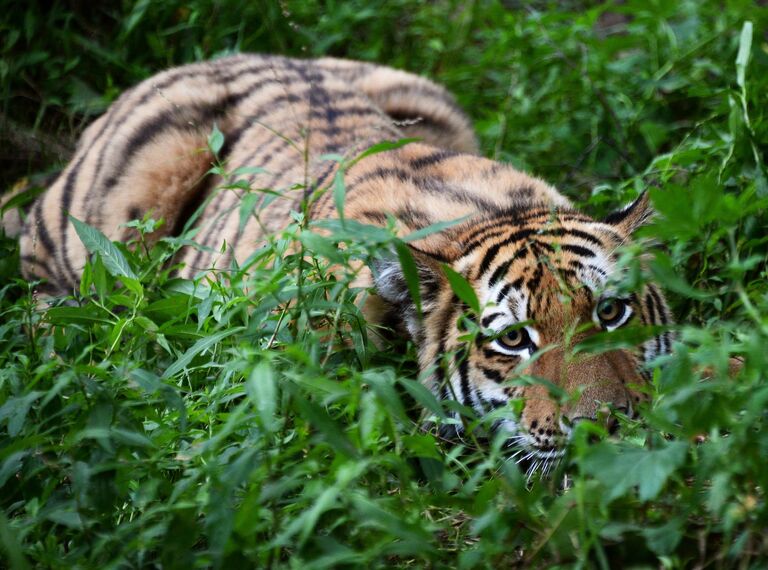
top-left (395, 206), bottom-right (431, 228)
top-left (436, 361), bottom-right (449, 402)
top-left (487, 245), bottom-right (534, 286)
top-left (644, 290), bottom-right (662, 358)
top-left (480, 366), bottom-right (505, 384)
top-left (21, 254), bottom-right (54, 277)
top-left (347, 167), bottom-right (410, 192)
top-left (306, 161), bottom-right (339, 200)
top-left (462, 228), bottom-right (510, 256)
top-left (59, 154), bottom-right (88, 285)
top-left (434, 303), bottom-right (460, 402)
top-left (647, 285), bottom-right (668, 325)
top-left (496, 283), bottom-right (512, 304)
top-left (219, 93), bottom-right (303, 157)
top-left (525, 265), bottom-right (544, 300)
top-left (599, 228), bottom-right (625, 244)
top-left (477, 229), bottom-right (534, 276)
top-left (510, 185), bottom-right (535, 199)
top-left (458, 220), bottom-right (508, 247)
top-left (316, 103), bottom-right (381, 122)
top-left (28, 195), bottom-right (56, 257)
top-left (532, 240), bottom-right (555, 254)
top-left (457, 353), bottom-right (473, 409)
top-left (409, 150), bottom-right (458, 170)
top-left (603, 192), bottom-right (647, 225)
top-left (481, 313), bottom-right (502, 328)
top-left (473, 386), bottom-right (490, 414)
top-left (408, 245), bottom-right (452, 265)
top-left (536, 227), bottom-right (604, 247)
top-left (84, 57), bottom-right (271, 219)
top-left (648, 285), bottom-right (672, 354)
top-left (358, 210), bottom-right (388, 224)
top-left (488, 259), bottom-right (513, 287)
top-left (482, 348), bottom-right (516, 363)
top-left (559, 244), bottom-right (595, 258)
top-left (458, 208), bottom-right (556, 244)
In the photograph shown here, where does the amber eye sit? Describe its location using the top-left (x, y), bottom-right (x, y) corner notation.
top-left (498, 328), bottom-right (532, 351)
top-left (596, 298), bottom-right (627, 327)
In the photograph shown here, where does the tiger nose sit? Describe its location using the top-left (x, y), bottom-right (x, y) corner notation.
top-left (563, 405), bottom-right (628, 437)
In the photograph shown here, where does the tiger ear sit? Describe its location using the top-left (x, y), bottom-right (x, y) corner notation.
top-left (372, 247), bottom-right (446, 337)
top-left (603, 191), bottom-right (654, 234)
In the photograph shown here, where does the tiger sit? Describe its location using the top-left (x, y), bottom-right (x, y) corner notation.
top-left (1, 54), bottom-right (672, 468)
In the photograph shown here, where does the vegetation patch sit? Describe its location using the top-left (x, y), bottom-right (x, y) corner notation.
top-left (1, 1), bottom-right (767, 567)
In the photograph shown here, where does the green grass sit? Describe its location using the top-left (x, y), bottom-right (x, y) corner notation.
top-left (2, 1), bottom-right (768, 567)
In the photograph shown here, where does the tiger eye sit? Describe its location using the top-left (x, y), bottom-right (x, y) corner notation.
top-left (597, 299), bottom-right (623, 323)
top-left (500, 328), bottom-right (530, 349)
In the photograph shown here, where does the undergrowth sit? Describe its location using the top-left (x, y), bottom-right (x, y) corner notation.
top-left (1, 1), bottom-right (767, 567)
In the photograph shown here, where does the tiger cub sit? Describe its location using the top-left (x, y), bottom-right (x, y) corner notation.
top-left (4, 54), bottom-right (672, 463)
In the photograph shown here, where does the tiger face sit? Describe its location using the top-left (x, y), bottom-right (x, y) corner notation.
top-left (375, 192), bottom-right (672, 465)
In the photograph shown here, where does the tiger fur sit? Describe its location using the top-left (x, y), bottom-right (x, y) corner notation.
top-left (3, 54), bottom-right (673, 464)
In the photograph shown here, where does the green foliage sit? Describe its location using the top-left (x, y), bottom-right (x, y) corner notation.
top-left (1, 0), bottom-right (768, 567)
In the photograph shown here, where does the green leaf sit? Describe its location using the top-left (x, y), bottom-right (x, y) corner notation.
top-left (398, 377), bottom-right (446, 419)
top-left (650, 254), bottom-right (709, 300)
top-left (0, 451), bottom-right (26, 488)
top-left (299, 231), bottom-right (345, 263)
top-left (333, 169), bottom-right (346, 222)
top-left (293, 396), bottom-right (357, 458)
top-left (238, 192), bottom-right (260, 233)
top-left (44, 305), bottom-right (111, 325)
top-left (441, 265), bottom-right (480, 314)
top-left (111, 427), bottom-right (154, 448)
top-left (394, 241), bottom-right (422, 314)
top-left (581, 441), bottom-right (687, 502)
top-left (573, 325), bottom-right (670, 355)
top-left (402, 216), bottom-right (469, 242)
top-left (231, 165), bottom-right (267, 176)
top-left (0, 182), bottom-right (46, 215)
top-left (0, 392), bottom-right (44, 437)
top-left (69, 216), bottom-right (138, 280)
top-left (246, 360), bottom-right (277, 431)
top-left (208, 123), bottom-right (224, 155)
top-left (346, 138), bottom-right (419, 168)
top-left (643, 518), bottom-right (684, 556)
top-left (0, 511), bottom-right (31, 570)
top-left (123, 0), bottom-right (150, 35)
top-left (161, 326), bottom-right (244, 379)
top-left (402, 434), bottom-right (441, 460)
top-left (736, 21), bottom-right (752, 90)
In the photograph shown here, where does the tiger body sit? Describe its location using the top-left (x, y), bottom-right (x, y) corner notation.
top-left (6, 54), bottom-right (672, 463)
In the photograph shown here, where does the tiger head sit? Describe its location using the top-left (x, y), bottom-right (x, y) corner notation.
top-left (374, 192), bottom-right (672, 466)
